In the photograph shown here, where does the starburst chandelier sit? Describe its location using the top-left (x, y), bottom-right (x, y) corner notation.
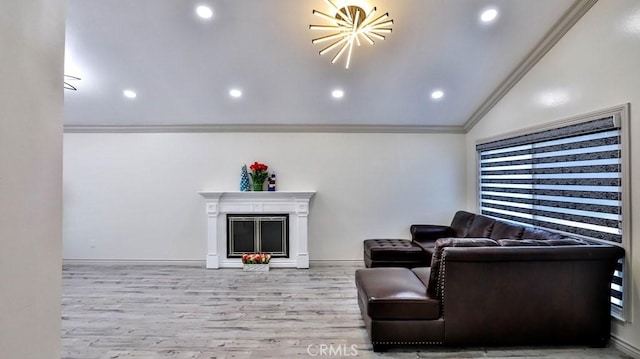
top-left (310, 1), bottom-right (394, 69)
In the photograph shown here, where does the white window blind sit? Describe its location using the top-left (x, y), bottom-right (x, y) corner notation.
top-left (477, 116), bottom-right (624, 311)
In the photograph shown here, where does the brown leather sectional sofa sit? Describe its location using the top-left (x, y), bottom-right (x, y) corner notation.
top-left (357, 211), bottom-right (624, 352)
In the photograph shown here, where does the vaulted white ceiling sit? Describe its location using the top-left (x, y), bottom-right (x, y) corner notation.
top-left (64, 0), bottom-right (587, 131)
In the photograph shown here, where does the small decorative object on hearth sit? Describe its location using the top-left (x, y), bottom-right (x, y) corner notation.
top-left (240, 165), bottom-right (250, 192)
top-left (267, 172), bottom-right (276, 191)
top-left (242, 253), bottom-right (271, 271)
top-left (249, 161), bottom-right (269, 191)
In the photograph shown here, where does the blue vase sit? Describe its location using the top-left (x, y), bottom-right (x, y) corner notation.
top-left (240, 165), bottom-right (250, 191)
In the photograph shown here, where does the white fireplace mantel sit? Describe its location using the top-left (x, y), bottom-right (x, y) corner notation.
top-left (198, 191), bottom-right (316, 269)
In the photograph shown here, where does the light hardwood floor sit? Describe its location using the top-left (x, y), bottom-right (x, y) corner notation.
top-left (62, 263), bottom-right (632, 359)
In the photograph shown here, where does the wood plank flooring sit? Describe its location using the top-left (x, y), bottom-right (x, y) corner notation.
top-left (62, 263), bottom-right (632, 359)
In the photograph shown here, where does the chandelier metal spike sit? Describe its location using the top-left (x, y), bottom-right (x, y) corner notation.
top-left (64, 75), bottom-right (81, 91)
top-left (310, 2), bottom-right (393, 69)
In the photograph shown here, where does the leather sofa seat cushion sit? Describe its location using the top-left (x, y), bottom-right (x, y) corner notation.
top-left (427, 238), bottom-right (499, 297)
top-left (490, 221), bottom-right (524, 240)
top-left (522, 227), bottom-right (565, 240)
top-left (545, 238), bottom-right (588, 246)
top-left (411, 267), bottom-right (432, 289)
top-left (364, 239), bottom-right (426, 261)
top-left (498, 239), bottom-right (551, 246)
top-left (355, 268), bottom-right (439, 320)
top-left (466, 215), bottom-right (496, 238)
top-left (449, 211), bottom-right (475, 237)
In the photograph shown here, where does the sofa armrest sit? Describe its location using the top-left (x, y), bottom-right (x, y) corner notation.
top-left (410, 224), bottom-right (453, 243)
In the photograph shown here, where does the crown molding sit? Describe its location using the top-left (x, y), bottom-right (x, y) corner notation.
top-left (462, 0), bottom-right (598, 133)
top-left (63, 124), bottom-right (465, 134)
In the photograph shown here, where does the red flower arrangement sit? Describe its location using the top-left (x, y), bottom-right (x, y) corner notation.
top-left (241, 253), bottom-right (271, 264)
top-left (249, 161), bottom-right (269, 190)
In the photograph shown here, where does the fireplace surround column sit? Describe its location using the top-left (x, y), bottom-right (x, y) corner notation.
top-left (198, 191), bottom-right (315, 269)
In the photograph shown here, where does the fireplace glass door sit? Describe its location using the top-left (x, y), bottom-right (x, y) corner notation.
top-left (227, 214), bottom-right (289, 257)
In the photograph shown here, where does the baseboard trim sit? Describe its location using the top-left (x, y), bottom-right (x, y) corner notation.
top-left (309, 260), bottom-right (363, 267)
top-left (610, 335), bottom-right (640, 358)
top-left (63, 259), bottom-right (206, 266)
top-left (63, 259), bottom-right (364, 267)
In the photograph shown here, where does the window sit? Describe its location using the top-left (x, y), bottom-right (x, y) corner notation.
top-left (476, 106), bottom-right (630, 319)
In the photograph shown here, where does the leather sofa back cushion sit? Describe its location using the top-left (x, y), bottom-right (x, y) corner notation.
top-left (499, 238), bottom-right (587, 246)
top-left (449, 211), bottom-right (475, 237)
top-left (427, 237), bottom-right (499, 298)
top-left (466, 215), bottom-right (496, 238)
top-left (490, 221), bottom-right (524, 240)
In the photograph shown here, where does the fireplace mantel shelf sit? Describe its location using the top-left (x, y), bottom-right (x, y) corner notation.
top-left (198, 191), bottom-right (316, 269)
top-left (199, 191), bottom-right (316, 200)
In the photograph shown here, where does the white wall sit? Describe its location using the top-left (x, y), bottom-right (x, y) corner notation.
top-left (63, 132), bottom-right (465, 261)
top-left (0, 0), bottom-right (64, 358)
top-left (465, 0), bottom-right (640, 355)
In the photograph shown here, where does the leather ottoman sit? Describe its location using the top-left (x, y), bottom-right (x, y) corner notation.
top-left (363, 239), bottom-right (432, 268)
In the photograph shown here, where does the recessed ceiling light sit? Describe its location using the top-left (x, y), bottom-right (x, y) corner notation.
top-left (331, 89), bottom-right (344, 99)
top-left (123, 90), bottom-right (137, 99)
top-left (229, 89), bottom-right (242, 98)
top-left (480, 8), bottom-right (498, 23)
top-left (196, 5), bottom-right (213, 19)
top-left (431, 90), bottom-right (444, 100)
